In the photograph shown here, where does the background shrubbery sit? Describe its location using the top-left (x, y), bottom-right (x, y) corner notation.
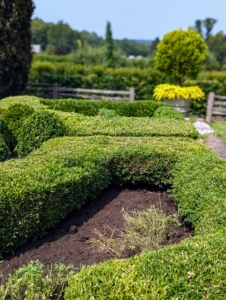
top-left (28, 62), bottom-right (226, 116)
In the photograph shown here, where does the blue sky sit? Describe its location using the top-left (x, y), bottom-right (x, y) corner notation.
top-left (33, 0), bottom-right (226, 40)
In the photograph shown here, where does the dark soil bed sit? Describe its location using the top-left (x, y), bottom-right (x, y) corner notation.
top-left (0, 186), bottom-right (192, 279)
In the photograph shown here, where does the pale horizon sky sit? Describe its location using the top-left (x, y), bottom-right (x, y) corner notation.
top-left (33, 0), bottom-right (226, 40)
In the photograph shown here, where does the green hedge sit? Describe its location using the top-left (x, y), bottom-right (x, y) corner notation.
top-left (2, 104), bottom-right (35, 150)
top-left (152, 106), bottom-right (185, 120)
top-left (29, 63), bottom-right (168, 100)
top-left (28, 62), bottom-right (226, 115)
top-left (0, 135), bottom-right (221, 254)
top-left (0, 96), bottom-right (198, 159)
top-left (0, 135), bottom-right (10, 162)
top-left (57, 112), bottom-right (198, 139)
top-left (65, 233), bottom-right (226, 299)
top-left (16, 110), bottom-right (67, 156)
top-left (1, 134), bottom-right (226, 297)
top-left (40, 99), bottom-right (167, 117)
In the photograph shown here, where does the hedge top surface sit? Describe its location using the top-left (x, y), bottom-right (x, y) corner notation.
top-left (0, 135), bottom-right (223, 236)
top-left (0, 96), bottom-right (46, 112)
top-left (40, 99), bottom-right (167, 117)
top-left (55, 111), bottom-right (199, 139)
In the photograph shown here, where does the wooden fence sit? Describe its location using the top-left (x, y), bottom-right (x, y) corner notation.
top-left (206, 92), bottom-right (226, 122)
top-left (26, 83), bottom-right (135, 102)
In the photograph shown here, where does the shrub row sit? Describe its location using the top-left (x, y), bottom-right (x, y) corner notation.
top-left (0, 97), bottom-right (198, 159)
top-left (41, 99), bottom-right (167, 117)
top-left (57, 111), bottom-right (198, 139)
top-left (29, 62), bottom-right (226, 115)
top-left (0, 136), bottom-right (213, 254)
top-left (29, 63), bottom-right (167, 100)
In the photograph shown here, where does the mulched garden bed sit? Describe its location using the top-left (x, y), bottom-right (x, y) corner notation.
top-left (0, 186), bottom-right (192, 279)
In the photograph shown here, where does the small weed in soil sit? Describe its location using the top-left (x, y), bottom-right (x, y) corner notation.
top-left (89, 205), bottom-right (180, 258)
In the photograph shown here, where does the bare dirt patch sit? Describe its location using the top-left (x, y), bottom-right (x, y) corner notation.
top-left (0, 186), bottom-right (192, 279)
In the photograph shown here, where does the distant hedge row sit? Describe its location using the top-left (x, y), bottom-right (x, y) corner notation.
top-left (29, 62), bottom-right (226, 115)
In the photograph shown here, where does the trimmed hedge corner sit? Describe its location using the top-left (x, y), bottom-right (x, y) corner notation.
top-left (2, 103), bottom-right (35, 149)
top-left (16, 110), bottom-right (68, 156)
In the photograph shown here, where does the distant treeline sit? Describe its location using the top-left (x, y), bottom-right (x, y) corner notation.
top-left (31, 17), bottom-right (226, 71)
top-left (31, 18), bottom-right (158, 57)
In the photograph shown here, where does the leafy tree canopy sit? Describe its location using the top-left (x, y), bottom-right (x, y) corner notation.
top-left (154, 28), bottom-right (207, 85)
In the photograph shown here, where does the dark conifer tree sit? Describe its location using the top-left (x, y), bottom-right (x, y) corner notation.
top-left (103, 21), bottom-right (115, 68)
top-left (0, 0), bottom-right (35, 98)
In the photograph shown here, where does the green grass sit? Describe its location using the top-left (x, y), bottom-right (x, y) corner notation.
top-left (211, 123), bottom-right (226, 140)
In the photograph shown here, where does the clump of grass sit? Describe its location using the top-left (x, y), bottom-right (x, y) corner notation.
top-left (89, 205), bottom-right (180, 258)
top-left (0, 260), bottom-right (76, 300)
top-left (98, 108), bottom-right (117, 118)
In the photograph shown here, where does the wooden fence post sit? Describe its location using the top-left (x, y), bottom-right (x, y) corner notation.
top-left (53, 83), bottom-right (58, 99)
top-left (206, 92), bottom-right (215, 123)
top-left (129, 87), bottom-right (135, 102)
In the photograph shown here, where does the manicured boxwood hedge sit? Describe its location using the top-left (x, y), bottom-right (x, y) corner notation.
top-left (16, 110), bottom-right (67, 156)
top-left (0, 96), bottom-right (47, 113)
top-left (2, 103), bottom-right (35, 150)
top-left (56, 111), bottom-right (198, 139)
top-left (0, 135), bottom-right (223, 255)
top-left (0, 135), bottom-right (10, 162)
top-left (40, 99), bottom-right (167, 117)
top-left (1, 95), bottom-right (226, 297)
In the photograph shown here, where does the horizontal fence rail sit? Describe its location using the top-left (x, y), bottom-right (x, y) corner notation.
top-left (206, 92), bottom-right (226, 122)
top-left (26, 83), bottom-right (135, 102)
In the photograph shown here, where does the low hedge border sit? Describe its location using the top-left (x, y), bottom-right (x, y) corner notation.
top-left (40, 99), bottom-right (167, 117)
top-left (56, 111), bottom-right (199, 139)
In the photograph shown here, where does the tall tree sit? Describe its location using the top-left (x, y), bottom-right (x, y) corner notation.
top-left (31, 17), bottom-right (52, 51)
top-left (194, 20), bottom-right (203, 37)
top-left (150, 37), bottom-right (160, 54)
top-left (103, 21), bottom-right (115, 68)
top-left (203, 18), bottom-right (217, 41)
top-left (0, 0), bottom-right (35, 99)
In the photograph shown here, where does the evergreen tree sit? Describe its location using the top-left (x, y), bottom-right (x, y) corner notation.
top-left (203, 18), bottom-right (217, 41)
top-left (103, 21), bottom-right (115, 68)
top-left (194, 20), bottom-right (203, 37)
top-left (0, 0), bottom-right (35, 99)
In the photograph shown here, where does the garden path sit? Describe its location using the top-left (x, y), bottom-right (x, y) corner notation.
top-left (207, 135), bottom-right (226, 160)
top-left (191, 119), bottom-right (226, 160)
